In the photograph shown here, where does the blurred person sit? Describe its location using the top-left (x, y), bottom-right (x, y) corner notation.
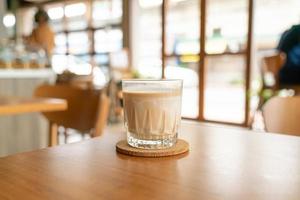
top-left (24, 8), bottom-right (55, 57)
top-left (277, 24), bottom-right (300, 84)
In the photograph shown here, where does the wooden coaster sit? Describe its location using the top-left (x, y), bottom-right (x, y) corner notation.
top-left (116, 139), bottom-right (189, 157)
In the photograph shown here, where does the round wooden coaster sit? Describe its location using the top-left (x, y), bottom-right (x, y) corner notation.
top-left (116, 139), bottom-right (189, 157)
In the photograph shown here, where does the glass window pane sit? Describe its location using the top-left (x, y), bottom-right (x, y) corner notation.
top-left (50, 21), bottom-right (64, 33)
top-left (68, 32), bottom-right (90, 54)
top-left (206, 0), bottom-right (248, 54)
top-left (65, 3), bottom-right (87, 18)
top-left (165, 0), bottom-right (200, 118)
top-left (75, 55), bottom-right (91, 63)
top-left (92, 0), bottom-right (122, 27)
top-left (66, 18), bottom-right (88, 31)
top-left (203, 0), bottom-right (248, 123)
top-left (139, 0), bottom-right (162, 8)
top-left (54, 33), bottom-right (67, 54)
top-left (47, 6), bottom-right (64, 20)
top-left (55, 33), bottom-right (66, 46)
top-left (54, 46), bottom-right (67, 54)
top-left (94, 29), bottom-right (123, 53)
top-left (65, 3), bottom-right (88, 31)
top-left (45, 5), bottom-right (64, 32)
top-left (166, 0), bottom-right (200, 55)
top-left (204, 55), bottom-right (246, 123)
top-left (135, 0), bottom-right (162, 78)
top-left (254, 0), bottom-right (300, 49)
top-left (94, 54), bottom-right (109, 65)
top-left (165, 58), bottom-right (199, 118)
top-left (93, 1), bottom-right (110, 21)
top-left (51, 55), bottom-right (92, 75)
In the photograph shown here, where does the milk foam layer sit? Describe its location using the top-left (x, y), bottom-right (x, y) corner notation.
top-left (123, 91), bottom-right (181, 139)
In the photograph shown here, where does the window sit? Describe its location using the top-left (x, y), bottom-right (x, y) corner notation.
top-left (94, 29), bottom-right (123, 53)
top-left (165, 0), bottom-right (200, 118)
top-left (68, 32), bottom-right (90, 55)
top-left (254, 0), bottom-right (300, 50)
top-left (43, 0), bottom-right (123, 70)
top-left (65, 3), bottom-right (87, 18)
top-left (202, 0), bottom-right (248, 123)
top-left (135, 0), bottom-right (162, 78)
top-left (47, 7), bottom-right (64, 20)
top-left (54, 33), bottom-right (67, 54)
top-left (92, 0), bottom-right (122, 27)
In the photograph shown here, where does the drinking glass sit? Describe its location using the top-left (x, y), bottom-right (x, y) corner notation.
top-left (122, 79), bottom-right (183, 149)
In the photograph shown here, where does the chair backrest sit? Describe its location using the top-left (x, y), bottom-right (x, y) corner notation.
top-left (56, 73), bottom-right (94, 89)
top-left (262, 96), bottom-right (300, 136)
top-left (34, 84), bottom-right (110, 136)
top-left (261, 52), bottom-right (286, 90)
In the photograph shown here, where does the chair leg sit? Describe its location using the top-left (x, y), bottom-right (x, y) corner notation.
top-left (64, 128), bottom-right (68, 144)
top-left (49, 122), bottom-right (58, 147)
top-left (93, 94), bottom-right (110, 137)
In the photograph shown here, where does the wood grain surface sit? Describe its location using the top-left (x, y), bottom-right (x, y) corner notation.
top-left (0, 96), bottom-right (67, 115)
top-left (0, 121), bottom-right (300, 200)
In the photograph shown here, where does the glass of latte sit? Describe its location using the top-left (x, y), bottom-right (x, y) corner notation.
top-left (122, 79), bottom-right (183, 149)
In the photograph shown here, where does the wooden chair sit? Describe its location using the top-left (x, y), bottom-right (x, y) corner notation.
top-left (56, 72), bottom-right (94, 89)
top-left (34, 84), bottom-right (110, 146)
top-left (259, 52), bottom-right (300, 106)
top-left (258, 52), bottom-right (286, 109)
top-left (248, 52), bottom-right (286, 128)
top-left (262, 96), bottom-right (300, 136)
top-left (262, 53), bottom-right (286, 87)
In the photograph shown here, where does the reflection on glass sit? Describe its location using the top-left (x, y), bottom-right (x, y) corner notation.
top-left (206, 0), bottom-right (248, 54)
top-left (68, 32), bottom-right (89, 54)
top-left (94, 29), bottom-right (123, 53)
top-left (204, 55), bottom-right (245, 123)
top-left (65, 3), bottom-right (87, 18)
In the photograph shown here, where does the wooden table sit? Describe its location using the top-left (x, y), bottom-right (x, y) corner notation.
top-left (0, 122), bottom-right (299, 200)
top-left (0, 96), bottom-right (67, 115)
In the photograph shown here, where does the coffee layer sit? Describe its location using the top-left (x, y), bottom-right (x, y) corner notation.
top-left (123, 91), bottom-right (181, 138)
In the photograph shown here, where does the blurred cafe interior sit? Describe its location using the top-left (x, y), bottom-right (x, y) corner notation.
top-left (1, 0), bottom-right (300, 198)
